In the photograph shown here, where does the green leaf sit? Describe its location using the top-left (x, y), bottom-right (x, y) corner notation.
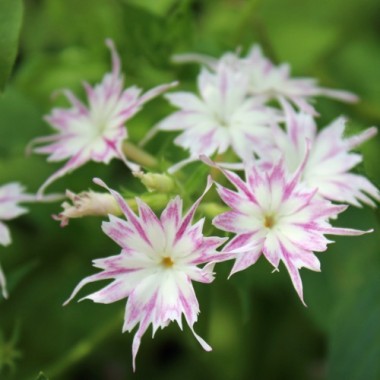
top-left (327, 276), bottom-right (380, 380)
top-left (0, 0), bottom-right (23, 91)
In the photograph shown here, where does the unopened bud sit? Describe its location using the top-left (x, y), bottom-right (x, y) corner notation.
top-left (134, 172), bottom-right (175, 193)
top-left (198, 202), bottom-right (229, 218)
top-left (53, 190), bottom-right (121, 227)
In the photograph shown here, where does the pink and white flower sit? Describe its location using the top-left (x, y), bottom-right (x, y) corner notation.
top-left (31, 39), bottom-right (176, 195)
top-left (269, 101), bottom-right (379, 207)
top-left (0, 183), bottom-right (34, 298)
top-left (157, 62), bottom-right (279, 172)
top-left (173, 45), bottom-right (357, 115)
top-left (64, 177), bottom-right (228, 370)
top-left (204, 154), bottom-right (371, 304)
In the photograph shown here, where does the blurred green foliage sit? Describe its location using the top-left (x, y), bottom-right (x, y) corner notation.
top-left (0, 0), bottom-right (379, 379)
top-left (0, 0), bottom-right (23, 91)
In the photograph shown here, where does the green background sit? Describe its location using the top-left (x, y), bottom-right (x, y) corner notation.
top-left (0, 0), bottom-right (379, 379)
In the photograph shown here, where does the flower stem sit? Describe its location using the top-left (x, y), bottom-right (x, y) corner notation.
top-left (122, 141), bottom-right (158, 168)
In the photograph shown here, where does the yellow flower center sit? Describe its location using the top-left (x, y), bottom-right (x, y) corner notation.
top-left (264, 214), bottom-right (275, 229)
top-left (161, 256), bottom-right (174, 268)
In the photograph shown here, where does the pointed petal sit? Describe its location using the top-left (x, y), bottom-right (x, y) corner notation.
top-left (94, 178), bottom-right (151, 246)
top-left (37, 152), bottom-right (88, 197)
top-left (175, 176), bottom-right (213, 242)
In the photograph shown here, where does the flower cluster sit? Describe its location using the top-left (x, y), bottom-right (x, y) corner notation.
top-left (3, 40), bottom-right (377, 370)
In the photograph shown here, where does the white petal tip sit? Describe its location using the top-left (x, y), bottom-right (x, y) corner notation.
top-left (93, 177), bottom-right (106, 187)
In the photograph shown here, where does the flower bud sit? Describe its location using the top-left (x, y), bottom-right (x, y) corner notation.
top-left (53, 190), bottom-right (121, 227)
top-left (134, 172), bottom-right (175, 193)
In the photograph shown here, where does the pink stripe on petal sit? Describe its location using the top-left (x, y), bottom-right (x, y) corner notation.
top-left (63, 271), bottom-right (116, 306)
top-left (137, 199), bottom-right (161, 227)
top-left (293, 252), bottom-right (321, 272)
top-left (346, 126), bottom-right (377, 150)
top-left (280, 243), bottom-right (306, 306)
top-left (94, 178), bottom-right (151, 245)
top-left (62, 89), bottom-right (88, 113)
top-left (213, 211), bottom-right (249, 233)
top-left (201, 155), bottom-right (257, 202)
top-left (105, 39), bottom-right (121, 79)
top-left (161, 196), bottom-right (182, 227)
top-left (229, 246), bottom-right (262, 276)
top-left (223, 232), bottom-right (262, 255)
top-left (131, 292), bottom-right (158, 371)
top-left (290, 96), bottom-right (318, 116)
top-left (216, 185), bottom-right (246, 209)
top-left (175, 176), bottom-right (213, 242)
top-left (317, 87), bottom-right (358, 103)
top-left (262, 234), bottom-right (281, 268)
top-left (321, 227), bottom-right (373, 236)
top-left (283, 141), bottom-right (311, 200)
top-left (84, 279), bottom-right (133, 304)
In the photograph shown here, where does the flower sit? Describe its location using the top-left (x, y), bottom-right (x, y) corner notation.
top-left (30, 39), bottom-right (176, 196)
top-left (172, 45), bottom-right (358, 115)
top-left (203, 154), bottom-right (371, 304)
top-left (0, 183), bottom-right (33, 298)
top-left (53, 189), bottom-right (121, 227)
top-left (64, 177), bottom-right (228, 370)
top-left (268, 100), bottom-right (379, 207)
top-left (157, 61), bottom-right (279, 172)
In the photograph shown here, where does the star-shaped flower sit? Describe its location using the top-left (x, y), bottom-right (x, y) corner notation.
top-left (0, 183), bottom-right (34, 298)
top-left (31, 39), bottom-right (176, 195)
top-left (157, 61), bottom-right (279, 172)
top-left (269, 100), bottom-right (379, 207)
top-left (172, 45), bottom-right (357, 115)
top-left (204, 154), bottom-right (371, 304)
top-left (64, 177), bottom-right (228, 370)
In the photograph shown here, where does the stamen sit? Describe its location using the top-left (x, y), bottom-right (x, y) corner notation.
top-left (264, 214), bottom-right (275, 228)
top-left (161, 256), bottom-right (174, 268)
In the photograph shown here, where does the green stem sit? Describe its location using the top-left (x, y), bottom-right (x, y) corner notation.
top-left (123, 141), bottom-right (159, 168)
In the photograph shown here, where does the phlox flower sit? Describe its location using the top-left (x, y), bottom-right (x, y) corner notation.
top-left (268, 101), bottom-right (379, 207)
top-left (173, 45), bottom-right (357, 115)
top-left (31, 39), bottom-right (176, 196)
top-left (157, 61), bottom-right (279, 172)
top-left (64, 177), bottom-right (228, 370)
top-left (0, 183), bottom-right (34, 298)
top-left (53, 189), bottom-right (121, 227)
top-left (204, 154), bottom-right (371, 304)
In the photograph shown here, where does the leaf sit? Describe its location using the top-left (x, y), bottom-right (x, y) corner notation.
top-left (327, 276), bottom-right (380, 380)
top-left (0, 0), bottom-right (23, 91)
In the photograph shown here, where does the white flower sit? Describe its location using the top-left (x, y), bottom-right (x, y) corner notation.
top-left (269, 100), bottom-right (379, 206)
top-left (172, 45), bottom-right (358, 115)
top-left (31, 39), bottom-right (176, 195)
top-left (203, 154), bottom-right (371, 304)
top-left (157, 62), bottom-right (278, 172)
top-left (64, 177), bottom-right (229, 370)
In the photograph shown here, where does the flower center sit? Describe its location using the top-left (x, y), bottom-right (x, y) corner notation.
top-left (214, 113), bottom-right (229, 128)
top-left (161, 256), bottom-right (174, 268)
top-left (263, 214), bottom-right (275, 229)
